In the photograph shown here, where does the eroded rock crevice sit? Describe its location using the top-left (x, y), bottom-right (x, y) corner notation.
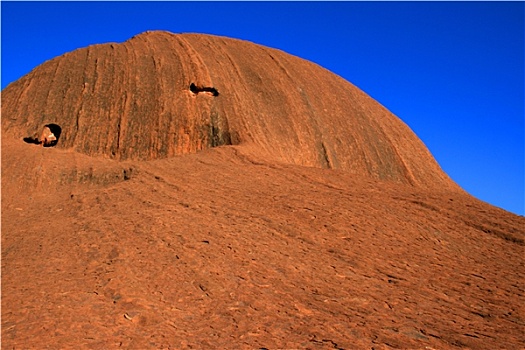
top-left (190, 83), bottom-right (219, 97)
top-left (320, 142), bottom-right (333, 169)
top-left (208, 112), bottom-right (238, 148)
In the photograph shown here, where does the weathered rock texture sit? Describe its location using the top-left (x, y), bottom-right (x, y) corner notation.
top-left (2, 31), bottom-right (524, 349)
top-left (2, 31), bottom-right (454, 189)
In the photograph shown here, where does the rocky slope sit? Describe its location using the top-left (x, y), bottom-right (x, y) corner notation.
top-left (2, 137), bottom-right (524, 349)
top-left (2, 31), bottom-right (524, 349)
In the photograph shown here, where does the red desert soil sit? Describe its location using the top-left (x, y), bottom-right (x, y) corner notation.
top-left (2, 31), bottom-right (524, 349)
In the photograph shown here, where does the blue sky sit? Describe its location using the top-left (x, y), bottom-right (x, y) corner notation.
top-left (2, 1), bottom-right (523, 215)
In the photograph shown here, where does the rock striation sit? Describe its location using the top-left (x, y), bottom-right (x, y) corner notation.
top-left (2, 30), bottom-right (456, 189)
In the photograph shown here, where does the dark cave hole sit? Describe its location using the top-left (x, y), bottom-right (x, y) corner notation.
top-left (190, 83), bottom-right (219, 97)
top-left (23, 123), bottom-right (62, 147)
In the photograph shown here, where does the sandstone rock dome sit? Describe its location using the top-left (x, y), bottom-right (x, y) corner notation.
top-left (3, 31), bottom-right (524, 349)
top-left (2, 30), bottom-right (455, 189)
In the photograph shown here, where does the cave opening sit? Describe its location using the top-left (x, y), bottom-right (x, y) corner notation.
top-left (190, 83), bottom-right (219, 97)
top-left (23, 123), bottom-right (62, 147)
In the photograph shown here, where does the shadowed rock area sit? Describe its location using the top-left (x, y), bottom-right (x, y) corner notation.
top-left (2, 31), bottom-right (524, 349)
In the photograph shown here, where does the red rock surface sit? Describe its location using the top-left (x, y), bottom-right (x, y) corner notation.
top-left (2, 31), bottom-right (524, 349)
top-left (2, 31), bottom-right (455, 189)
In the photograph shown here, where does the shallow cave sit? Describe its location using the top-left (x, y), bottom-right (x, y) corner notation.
top-left (23, 123), bottom-right (62, 147)
top-left (190, 83), bottom-right (219, 97)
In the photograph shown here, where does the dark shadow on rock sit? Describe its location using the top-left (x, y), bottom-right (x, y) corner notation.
top-left (190, 83), bottom-right (219, 97)
top-left (23, 136), bottom-right (41, 145)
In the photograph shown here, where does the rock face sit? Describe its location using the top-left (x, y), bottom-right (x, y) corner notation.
top-left (2, 30), bottom-right (454, 189)
top-left (3, 31), bottom-right (523, 349)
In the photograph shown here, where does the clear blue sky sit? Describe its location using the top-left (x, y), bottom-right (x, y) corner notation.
top-left (2, 1), bottom-right (523, 215)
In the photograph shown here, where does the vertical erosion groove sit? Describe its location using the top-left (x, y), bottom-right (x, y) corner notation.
top-left (320, 142), bottom-right (332, 169)
top-left (209, 111), bottom-right (234, 148)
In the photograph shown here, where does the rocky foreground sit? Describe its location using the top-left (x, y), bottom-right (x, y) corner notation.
top-left (2, 136), bottom-right (523, 349)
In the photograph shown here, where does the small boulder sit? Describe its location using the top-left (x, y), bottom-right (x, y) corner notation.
top-left (39, 126), bottom-right (57, 147)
